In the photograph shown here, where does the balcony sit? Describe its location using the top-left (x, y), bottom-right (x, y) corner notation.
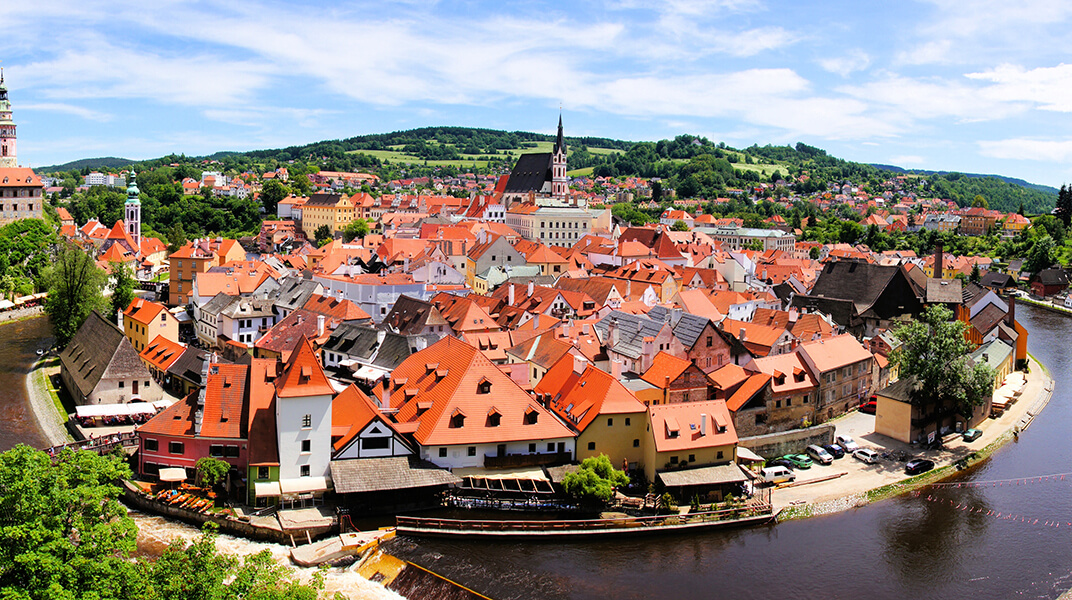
top-left (484, 451), bottom-right (572, 469)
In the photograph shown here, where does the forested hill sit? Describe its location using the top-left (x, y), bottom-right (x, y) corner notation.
top-left (38, 127), bottom-right (1058, 214)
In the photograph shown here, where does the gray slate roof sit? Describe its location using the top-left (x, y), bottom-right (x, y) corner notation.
top-left (503, 153), bottom-right (553, 194)
top-left (60, 311), bottom-right (151, 400)
top-left (595, 311), bottom-right (666, 359)
top-left (926, 278), bottom-right (962, 304)
top-left (331, 456), bottom-right (459, 494)
top-left (648, 306), bottom-right (710, 349)
top-left (265, 276), bottom-right (322, 313)
top-left (200, 292), bottom-right (236, 318)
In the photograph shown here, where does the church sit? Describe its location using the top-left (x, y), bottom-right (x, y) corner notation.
top-left (0, 70), bottom-right (44, 226)
top-left (500, 116), bottom-right (579, 208)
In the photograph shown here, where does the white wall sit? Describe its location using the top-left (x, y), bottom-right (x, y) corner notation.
top-left (419, 438), bottom-right (576, 469)
top-left (276, 393), bottom-right (333, 480)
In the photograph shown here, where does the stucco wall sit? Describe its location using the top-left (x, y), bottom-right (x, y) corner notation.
top-left (738, 424), bottom-right (835, 459)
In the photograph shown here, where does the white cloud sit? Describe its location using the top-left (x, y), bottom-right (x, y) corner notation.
top-left (978, 138), bottom-right (1072, 162)
top-left (966, 63), bottom-right (1072, 112)
top-left (18, 102), bottom-right (111, 121)
top-left (819, 49), bottom-right (871, 77)
top-left (839, 74), bottom-right (1026, 123)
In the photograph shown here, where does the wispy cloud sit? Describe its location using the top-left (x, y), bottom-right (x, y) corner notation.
top-left (820, 49), bottom-right (871, 77)
top-left (18, 102), bottom-right (111, 121)
top-left (978, 138), bottom-right (1072, 162)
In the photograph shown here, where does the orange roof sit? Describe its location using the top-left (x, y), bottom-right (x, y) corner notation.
top-left (725, 373), bottom-right (772, 412)
top-left (56, 207), bottom-right (73, 221)
top-left (648, 400), bottom-right (737, 453)
top-left (0, 168), bottom-right (42, 188)
top-left (706, 363), bottom-right (751, 392)
top-left (275, 335), bottom-right (334, 398)
top-left (302, 293), bottom-right (371, 322)
top-left (798, 334), bottom-right (873, 373)
top-left (124, 297), bottom-right (166, 325)
top-left (538, 354), bottom-right (646, 433)
top-left (753, 352), bottom-right (818, 395)
top-left (200, 363), bottom-right (249, 439)
top-left (138, 390), bottom-right (197, 437)
top-left (331, 384), bottom-right (402, 454)
top-left (721, 318), bottom-right (788, 357)
top-left (139, 335), bottom-right (185, 372)
top-left (195, 269), bottom-right (271, 298)
top-left (380, 337), bottom-right (574, 446)
top-left (640, 351), bottom-right (694, 388)
top-left (506, 333), bottom-right (574, 369)
top-left (247, 358), bottom-right (280, 466)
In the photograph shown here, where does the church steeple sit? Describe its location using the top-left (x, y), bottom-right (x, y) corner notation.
top-left (125, 170), bottom-right (141, 251)
top-left (551, 114), bottom-right (568, 204)
top-left (0, 68), bottom-right (18, 169)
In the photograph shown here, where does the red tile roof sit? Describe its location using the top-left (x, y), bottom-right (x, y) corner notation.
top-left (199, 363), bottom-right (249, 439)
top-left (331, 384), bottom-right (403, 454)
top-left (648, 400), bottom-right (737, 453)
top-left (247, 358), bottom-right (280, 466)
top-left (640, 351), bottom-right (694, 388)
top-left (275, 335), bottom-right (334, 398)
top-left (139, 335), bottom-right (185, 372)
top-left (124, 297), bottom-right (166, 325)
top-left (538, 354), bottom-right (645, 433)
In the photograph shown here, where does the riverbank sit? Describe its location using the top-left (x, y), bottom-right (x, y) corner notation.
top-left (1017, 295), bottom-right (1072, 316)
top-left (775, 355), bottom-right (1054, 521)
top-left (0, 305), bottom-right (44, 324)
top-left (22, 336), bottom-right (71, 447)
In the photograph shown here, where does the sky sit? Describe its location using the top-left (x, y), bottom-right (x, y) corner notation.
top-left (2, 0), bottom-right (1072, 187)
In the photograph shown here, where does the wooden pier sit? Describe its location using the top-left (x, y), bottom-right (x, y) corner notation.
top-left (395, 504), bottom-right (774, 538)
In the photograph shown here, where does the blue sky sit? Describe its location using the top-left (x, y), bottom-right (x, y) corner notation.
top-left (2, 0), bottom-right (1072, 187)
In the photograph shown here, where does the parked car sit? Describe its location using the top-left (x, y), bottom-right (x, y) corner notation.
top-left (766, 458), bottom-right (795, 470)
top-left (783, 454), bottom-right (813, 469)
top-left (836, 435), bottom-right (860, 453)
top-left (905, 458), bottom-right (936, 475)
top-left (823, 444), bottom-right (845, 459)
top-left (806, 444), bottom-right (834, 465)
top-left (760, 466), bottom-right (796, 485)
top-left (859, 397), bottom-right (877, 414)
top-left (854, 448), bottom-right (880, 464)
top-left (963, 428), bottom-right (983, 442)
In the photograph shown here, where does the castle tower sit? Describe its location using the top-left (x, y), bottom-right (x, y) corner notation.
top-left (551, 114), bottom-right (568, 204)
top-left (125, 170), bottom-right (141, 250)
top-left (0, 69), bottom-right (17, 168)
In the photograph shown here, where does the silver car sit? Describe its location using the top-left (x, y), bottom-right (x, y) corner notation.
top-left (836, 435), bottom-right (860, 453)
top-left (806, 444), bottom-right (834, 465)
top-left (854, 448), bottom-right (880, 464)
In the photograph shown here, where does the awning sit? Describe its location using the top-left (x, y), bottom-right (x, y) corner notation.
top-left (254, 481), bottom-right (282, 497)
top-left (159, 467), bottom-right (187, 482)
top-left (736, 447), bottom-right (764, 462)
top-left (279, 476), bottom-right (330, 495)
top-left (75, 402), bottom-right (157, 418)
top-left (352, 365), bottom-right (391, 380)
top-left (657, 464), bottom-right (750, 488)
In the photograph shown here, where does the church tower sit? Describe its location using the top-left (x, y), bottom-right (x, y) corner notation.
top-left (0, 69), bottom-right (17, 168)
top-left (551, 114), bottom-right (568, 204)
top-left (125, 170), bottom-right (141, 250)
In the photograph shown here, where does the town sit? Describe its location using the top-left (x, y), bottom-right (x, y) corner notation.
top-left (0, 73), bottom-right (1063, 594)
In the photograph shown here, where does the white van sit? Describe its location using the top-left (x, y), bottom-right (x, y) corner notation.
top-left (760, 466), bottom-right (795, 484)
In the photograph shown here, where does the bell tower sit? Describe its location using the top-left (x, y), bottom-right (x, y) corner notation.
top-left (551, 114), bottom-right (568, 204)
top-left (125, 170), bottom-right (141, 250)
top-left (0, 69), bottom-right (17, 168)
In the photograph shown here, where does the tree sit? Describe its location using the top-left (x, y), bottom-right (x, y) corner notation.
top-left (971, 194), bottom-right (988, 208)
top-left (44, 244), bottom-right (107, 347)
top-left (970, 262), bottom-right (981, 283)
top-left (343, 219), bottom-right (369, 242)
top-left (260, 179), bottom-right (288, 215)
top-left (561, 454), bottom-right (630, 505)
top-left (195, 457), bottom-right (230, 489)
top-left (890, 305), bottom-right (995, 418)
top-left (1025, 234), bottom-right (1056, 274)
top-left (1057, 184), bottom-right (1072, 228)
top-left (109, 262), bottom-right (136, 324)
top-left (651, 179), bottom-right (662, 203)
top-left (314, 224), bottom-right (332, 247)
top-left (671, 220), bottom-right (690, 232)
top-left (166, 222), bottom-right (187, 253)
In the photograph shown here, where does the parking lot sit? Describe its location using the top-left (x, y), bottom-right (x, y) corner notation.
top-left (768, 357), bottom-right (1051, 512)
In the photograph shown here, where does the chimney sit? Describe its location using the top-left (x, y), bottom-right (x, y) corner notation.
top-left (317, 314), bottom-right (325, 337)
top-left (739, 327), bottom-right (747, 342)
top-left (934, 241), bottom-right (944, 280)
top-left (609, 318), bottom-right (620, 347)
top-left (573, 354), bottom-right (588, 375)
top-left (562, 320), bottom-right (571, 338)
top-left (528, 280), bottom-right (535, 298)
top-left (508, 283), bottom-right (515, 306)
top-left (700, 413), bottom-right (707, 436)
top-left (611, 359), bottom-right (622, 379)
top-left (117, 309), bottom-right (125, 332)
top-left (582, 323), bottom-right (590, 335)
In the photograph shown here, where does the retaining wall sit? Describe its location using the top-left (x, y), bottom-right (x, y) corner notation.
top-left (739, 424), bottom-right (836, 459)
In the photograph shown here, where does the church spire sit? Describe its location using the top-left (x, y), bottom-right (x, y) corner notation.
top-left (125, 170), bottom-right (141, 251)
top-left (0, 68), bottom-right (16, 169)
top-left (553, 113), bottom-right (566, 156)
top-left (551, 114), bottom-right (568, 204)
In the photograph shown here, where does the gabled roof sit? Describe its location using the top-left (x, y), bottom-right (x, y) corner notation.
top-left (247, 358), bottom-right (280, 466)
top-left (380, 337), bottom-right (574, 446)
top-left (725, 373), bottom-right (772, 412)
top-left (199, 363), bottom-right (249, 439)
top-left (594, 311), bottom-right (668, 360)
top-left (503, 153), bottom-right (553, 194)
top-left (648, 306), bottom-right (712, 349)
top-left (139, 335), bottom-right (185, 372)
top-left (538, 354), bottom-right (646, 433)
top-left (275, 335), bottom-right (334, 398)
top-left (648, 400), bottom-right (737, 453)
top-left (137, 390), bottom-right (198, 437)
top-left (797, 334), bottom-right (873, 373)
top-left (124, 297), bottom-right (167, 325)
top-left (640, 351), bottom-right (695, 388)
top-left (809, 261), bottom-right (920, 317)
top-left (505, 334), bottom-right (574, 370)
top-left (384, 295), bottom-right (448, 335)
top-left (60, 311), bottom-right (150, 400)
top-left (331, 384), bottom-right (406, 454)
top-left (256, 310), bottom-right (333, 362)
top-left (302, 293), bottom-right (371, 322)
top-left (753, 352), bottom-right (818, 395)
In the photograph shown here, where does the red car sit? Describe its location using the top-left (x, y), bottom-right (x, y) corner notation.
top-left (859, 397), bottom-right (877, 414)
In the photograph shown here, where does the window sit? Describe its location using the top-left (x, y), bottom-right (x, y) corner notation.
top-left (300, 465), bottom-right (310, 477)
top-left (118, 381), bottom-right (124, 389)
top-left (209, 445), bottom-right (224, 457)
top-left (525, 410), bottom-right (538, 425)
top-left (706, 336), bottom-right (713, 347)
top-left (144, 439), bottom-right (158, 452)
top-left (477, 380), bottom-right (491, 394)
top-left (225, 446), bottom-right (239, 458)
top-left (528, 443), bottom-right (537, 453)
top-left (633, 438), bottom-right (640, 447)
top-left (145, 380), bottom-right (150, 388)
top-left (587, 441), bottom-right (596, 450)
top-left (301, 414), bottom-right (311, 428)
top-left (450, 413), bottom-right (465, 428)
top-left (775, 400), bottom-right (781, 408)
top-left (607, 418), bottom-right (613, 427)
top-left (168, 441), bottom-right (184, 455)
top-left (688, 454), bottom-right (695, 463)
top-left (787, 398), bottom-right (792, 407)
top-left (625, 418), bottom-right (631, 426)
top-left (717, 450), bottom-right (724, 460)
top-left (361, 437), bottom-right (390, 450)
top-left (843, 366), bottom-right (853, 378)
top-left (439, 447), bottom-right (447, 458)
top-left (670, 456), bottom-right (679, 464)
top-left (257, 466), bottom-right (269, 479)
top-left (301, 439), bottom-right (311, 453)
top-left (467, 446), bottom-right (476, 456)
top-left (547, 443), bottom-right (555, 452)
top-left (487, 412), bottom-right (501, 427)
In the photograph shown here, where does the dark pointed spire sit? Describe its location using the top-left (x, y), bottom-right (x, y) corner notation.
top-left (554, 113), bottom-right (566, 155)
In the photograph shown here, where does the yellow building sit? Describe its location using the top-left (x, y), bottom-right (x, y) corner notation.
top-left (644, 400), bottom-right (737, 483)
top-left (123, 298), bottom-right (180, 354)
top-left (301, 193), bottom-right (356, 239)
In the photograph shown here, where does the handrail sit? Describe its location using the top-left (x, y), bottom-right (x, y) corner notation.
top-left (396, 504), bottom-right (772, 532)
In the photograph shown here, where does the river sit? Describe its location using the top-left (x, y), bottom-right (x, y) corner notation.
top-left (2, 306), bottom-right (1071, 600)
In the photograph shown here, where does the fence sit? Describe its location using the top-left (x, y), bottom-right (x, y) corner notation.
top-left (46, 431), bottom-right (139, 457)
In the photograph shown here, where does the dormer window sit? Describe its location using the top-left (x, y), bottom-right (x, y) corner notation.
top-left (524, 407), bottom-right (539, 425)
top-left (477, 378), bottom-right (491, 394)
top-left (450, 408), bottom-right (466, 428)
top-left (487, 408), bottom-right (501, 427)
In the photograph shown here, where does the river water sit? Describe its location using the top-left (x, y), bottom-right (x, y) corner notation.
top-left (2, 306), bottom-right (1071, 600)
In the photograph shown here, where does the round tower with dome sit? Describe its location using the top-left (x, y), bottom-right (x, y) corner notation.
top-left (125, 170), bottom-right (141, 250)
top-left (0, 69), bottom-right (17, 168)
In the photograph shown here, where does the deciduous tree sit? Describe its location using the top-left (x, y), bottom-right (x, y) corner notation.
top-left (561, 454), bottom-right (629, 505)
top-left (109, 262), bottom-right (136, 324)
top-left (44, 244), bottom-right (107, 347)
